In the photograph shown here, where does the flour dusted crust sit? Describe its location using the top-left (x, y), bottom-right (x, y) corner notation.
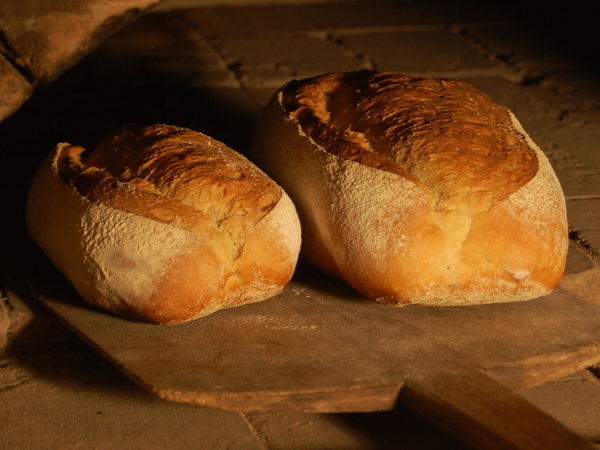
top-left (27, 124), bottom-right (301, 324)
top-left (249, 71), bottom-right (568, 305)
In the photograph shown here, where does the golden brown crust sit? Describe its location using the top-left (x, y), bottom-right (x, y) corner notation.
top-left (282, 71), bottom-right (538, 215)
top-left (250, 71), bottom-right (568, 306)
top-left (29, 125), bottom-right (301, 325)
top-left (59, 124), bottom-right (282, 262)
top-left (89, 125), bottom-right (281, 221)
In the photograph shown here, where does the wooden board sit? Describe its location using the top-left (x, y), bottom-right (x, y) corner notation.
top-left (31, 261), bottom-right (600, 449)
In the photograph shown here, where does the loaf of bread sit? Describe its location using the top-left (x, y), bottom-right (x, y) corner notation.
top-left (249, 71), bottom-right (568, 306)
top-left (27, 124), bottom-right (301, 324)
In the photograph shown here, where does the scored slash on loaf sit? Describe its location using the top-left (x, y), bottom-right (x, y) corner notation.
top-left (249, 70), bottom-right (568, 306)
top-left (27, 124), bottom-right (301, 325)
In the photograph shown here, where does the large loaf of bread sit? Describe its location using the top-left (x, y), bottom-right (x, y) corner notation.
top-left (27, 124), bottom-right (301, 324)
top-left (249, 71), bottom-right (568, 306)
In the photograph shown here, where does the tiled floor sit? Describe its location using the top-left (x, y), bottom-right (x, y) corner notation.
top-left (2, 0), bottom-right (600, 448)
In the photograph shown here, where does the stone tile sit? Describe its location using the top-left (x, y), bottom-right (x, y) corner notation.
top-left (542, 129), bottom-right (600, 192)
top-left (577, 231), bottom-right (600, 260)
top-left (188, 87), bottom-right (262, 152)
top-left (238, 59), bottom-right (364, 90)
top-left (418, 0), bottom-right (524, 25)
top-left (87, 12), bottom-right (238, 89)
top-left (566, 199), bottom-right (600, 259)
top-left (218, 35), bottom-right (366, 86)
top-left (541, 72), bottom-right (600, 107)
top-left (567, 199), bottom-right (600, 233)
top-left (217, 34), bottom-right (352, 67)
top-left (559, 268), bottom-right (600, 306)
top-left (554, 167), bottom-right (600, 201)
top-left (2, 11), bottom-right (261, 153)
top-left (561, 226), bottom-right (600, 306)
top-left (0, 351), bottom-right (261, 449)
top-left (463, 23), bottom-right (580, 76)
top-left (518, 129), bottom-right (600, 197)
top-left (179, 5), bottom-right (321, 37)
top-left (519, 369), bottom-right (600, 443)
top-left (0, 0), bottom-right (162, 83)
top-left (0, 295), bottom-right (9, 351)
top-left (293, 1), bottom-right (438, 30)
top-left (532, 117), bottom-right (600, 199)
top-left (339, 29), bottom-right (500, 76)
top-left (564, 243), bottom-right (596, 276)
top-left (0, 54), bottom-right (33, 123)
top-left (244, 407), bottom-right (467, 450)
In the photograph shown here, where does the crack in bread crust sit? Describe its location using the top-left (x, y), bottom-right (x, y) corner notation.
top-left (250, 71), bottom-right (567, 306)
top-left (282, 70), bottom-right (538, 216)
top-left (58, 124), bottom-right (282, 262)
top-left (28, 125), bottom-right (302, 325)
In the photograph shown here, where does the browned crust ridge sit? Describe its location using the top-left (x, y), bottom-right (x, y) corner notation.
top-left (39, 124), bottom-right (299, 325)
top-left (282, 70), bottom-right (538, 216)
top-left (58, 124), bottom-right (282, 262)
top-left (248, 70), bottom-right (569, 305)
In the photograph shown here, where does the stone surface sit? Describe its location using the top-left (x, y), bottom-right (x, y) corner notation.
top-left (0, 295), bottom-right (9, 351)
top-left (0, 0), bottom-right (164, 84)
top-left (0, 0), bottom-right (165, 123)
top-left (560, 269), bottom-right (600, 306)
top-left (212, 34), bottom-right (368, 86)
top-left (292, 1), bottom-right (437, 30)
top-left (0, 54), bottom-right (33, 123)
top-left (463, 23), bottom-right (580, 78)
top-left (88, 12), bottom-right (239, 89)
top-left (566, 199), bottom-right (600, 260)
top-left (0, 352), bottom-right (262, 449)
top-left (519, 369), bottom-right (600, 443)
top-left (243, 410), bottom-right (467, 449)
top-left (559, 244), bottom-right (600, 306)
top-left (179, 5), bottom-right (320, 36)
top-left (422, 0), bottom-right (523, 24)
top-left (564, 244), bottom-right (596, 276)
top-left (339, 29), bottom-right (500, 76)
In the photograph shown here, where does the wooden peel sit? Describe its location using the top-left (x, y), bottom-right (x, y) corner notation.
top-left (31, 262), bottom-right (600, 449)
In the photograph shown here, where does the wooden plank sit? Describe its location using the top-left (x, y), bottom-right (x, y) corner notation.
top-left (401, 365), bottom-right (594, 449)
top-left (386, 285), bottom-right (600, 390)
top-left (30, 261), bottom-right (600, 409)
top-left (30, 260), bottom-right (600, 448)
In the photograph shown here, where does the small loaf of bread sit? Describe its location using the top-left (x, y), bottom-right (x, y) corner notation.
top-left (27, 124), bottom-right (301, 324)
top-left (250, 71), bottom-right (568, 306)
